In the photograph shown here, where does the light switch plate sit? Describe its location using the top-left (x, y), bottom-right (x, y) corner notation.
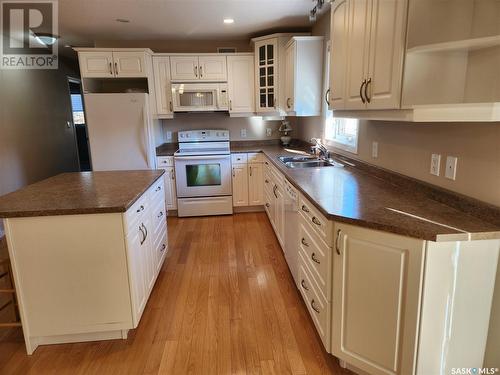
top-left (166, 131), bottom-right (172, 140)
top-left (372, 142), bottom-right (378, 158)
top-left (266, 128), bottom-right (272, 137)
top-left (445, 156), bottom-right (458, 180)
top-left (430, 154), bottom-right (441, 176)
top-left (240, 128), bottom-right (247, 138)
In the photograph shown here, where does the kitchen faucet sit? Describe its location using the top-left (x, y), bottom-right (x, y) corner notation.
top-left (310, 138), bottom-right (331, 160)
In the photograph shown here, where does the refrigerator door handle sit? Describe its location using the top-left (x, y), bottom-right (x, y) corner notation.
top-left (142, 103), bottom-right (154, 169)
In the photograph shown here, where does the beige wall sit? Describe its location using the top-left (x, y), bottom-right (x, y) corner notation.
top-left (299, 10), bottom-right (500, 366)
top-left (159, 113), bottom-right (282, 143)
top-left (95, 39), bottom-right (252, 53)
top-left (0, 60), bottom-right (80, 235)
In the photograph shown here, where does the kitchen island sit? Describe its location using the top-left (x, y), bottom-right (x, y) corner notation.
top-left (0, 171), bottom-right (168, 354)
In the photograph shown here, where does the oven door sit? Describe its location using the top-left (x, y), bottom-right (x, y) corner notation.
top-left (175, 155), bottom-right (232, 198)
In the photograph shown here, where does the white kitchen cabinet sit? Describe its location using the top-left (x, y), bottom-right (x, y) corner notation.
top-left (198, 55), bottom-right (227, 81)
top-left (152, 56), bottom-right (174, 118)
top-left (78, 50), bottom-right (150, 78)
top-left (78, 51), bottom-right (114, 78)
top-left (170, 55), bottom-right (227, 81)
top-left (329, 0), bottom-right (349, 109)
top-left (227, 55), bottom-right (255, 115)
top-left (232, 164), bottom-right (249, 207)
top-left (284, 36), bottom-right (324, 116)
top-left (156, 157), bottom-right (177, 211)
top-left (331, 223), bottom-right (424, 375)
top-left (254, 37), bottom-right (279, 113)
top-left (170, 56), bottom-right (199, 81)
top-left (263, 158), bottom-right (285, 248)
top-left (248, 162), bottom-right (264, 205)
top-left (337, 0), bottom-right (407, 110)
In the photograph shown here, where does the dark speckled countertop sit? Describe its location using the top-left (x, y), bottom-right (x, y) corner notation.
top-left (229, 142), bottom-right (500, 242)
top-left (0, 170), bottom-right (165, 218)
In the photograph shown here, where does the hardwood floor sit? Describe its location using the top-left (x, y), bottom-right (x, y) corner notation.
top-left (0, 213), bottom-right (348, 374)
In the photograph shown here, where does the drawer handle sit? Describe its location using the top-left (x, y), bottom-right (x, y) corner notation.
top-left (312, 216), bottom-right (321, 226)
top-left (273, 185), bottom-right (278, 199)
top-left (265, 203), bottom-right (270, 208)
top-left (335, 229), bottom-right (342, 255)
top-left (311, 299), bottom-right (320, 314)
top-left (139, 225), bottom-right (146, 245)
top-left (155, 186), bottom-right (162, 192)
top-left (311, 253), bottom-right (320, 264)
top-left (301, 205), bottom-right (310, 213)
top-left (142, 223), bottom-right (148, 242)
top-left (301, 238), bottom-right (309, 247)
top-left (161, 244), bottom-right (166, 252)
top-left (136, 205), bottom-right (145, 213)
top-left (301, 279), bottom-right (309, 291)
top-left (158, 211), bottom-right (164, 218)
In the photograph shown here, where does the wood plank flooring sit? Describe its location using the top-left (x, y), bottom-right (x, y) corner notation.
top-left (0, 213), bottom-right (349, 374)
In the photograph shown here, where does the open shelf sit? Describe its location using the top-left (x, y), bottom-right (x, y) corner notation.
top-left (407, 35), bottom-right (500, 54)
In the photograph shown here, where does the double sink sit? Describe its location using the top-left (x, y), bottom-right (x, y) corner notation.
top-left (279, 155), bottom-right (345, 169)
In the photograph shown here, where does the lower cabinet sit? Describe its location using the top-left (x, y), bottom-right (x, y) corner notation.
top-left (263, 158), bottom-right (285, 248)
top-left (157, 156), bottom-right (177, 211)
top-left (331, 223), bottom-right (424, 375)
top-left (231, 152), bottom-right (265, 207)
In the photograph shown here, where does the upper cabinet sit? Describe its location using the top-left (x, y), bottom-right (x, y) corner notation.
top-left (78, 49), bottom-right (151, 78)
top-left (329, 0), bottom-right (500, 121)
top-left (341, 0), bottom-right (407, 110)
top-left (152, 56), bottom-right (174, 118)
top-left (227, 55), bottom-right (255, 115)
top-left (284, 36), bottom-right (324, 116)
top-left (254, 37), bottom-right (280, 113)
top-left (170, 55), bottom-right (227, 81)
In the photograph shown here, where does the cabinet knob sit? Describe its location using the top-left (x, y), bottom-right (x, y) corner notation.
top-left (311, 216), bottom-right (321, 226)
top-left (136, 205), bottom-right (145, 213)
top-left (311, 253), bottom-right (320, 264)
top-left (301, 205), bottom-right (310, 213)
top-left (301, 238), bottom-right (309, 247)
top-left (161, 244), bottom-right (166, 252)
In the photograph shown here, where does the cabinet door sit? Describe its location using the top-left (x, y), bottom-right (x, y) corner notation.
top-left (164, 168), bottom-right (177, 210)
top-left (332, 223), bottom-right (425, 375)
top-left (113, 51), bottom-right (148, 78)
top-left (248, 163), bottom-right (264, 205)
top-left (274, 184), bottom-right (285, 248)
top-left (127, 226), bottom-right (148, 326)
top-left (365, 0), bottom-right (407, 109)
top-left (198, 56), bottom-right (227, 81)
top-left (170, 56), bottom-right (199, 81)
top-left (227, 55), bottom-right (255, 114)
top-left (284, 42), bottom-right (296, 113)
top-left (152, 56), bottom-right (173, 116)
top-left (78, 51), bottom-right (114, 78)
top-left (330, 0), bottom-right (349, 109)
top-left (232, 164), bottom-right (249, 207)
top-left (255, 39), bottom-right (279, 112)
top-left (142, 214), bottom-right (156, 293)
top-left (344, 0), bottom-right (371, 109)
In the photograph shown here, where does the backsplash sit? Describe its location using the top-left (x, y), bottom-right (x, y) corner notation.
top-left (159, 112), bottom-right (286, 143)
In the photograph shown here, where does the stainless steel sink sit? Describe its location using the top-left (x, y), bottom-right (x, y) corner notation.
top-left (278, 156), bottom-right (317, 163)
top-left (282, 159), bottom-right (345, 169)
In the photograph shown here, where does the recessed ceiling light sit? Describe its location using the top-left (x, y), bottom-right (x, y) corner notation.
top-left (223, 18), bottom-right (234, 24)
top-left (116, 18), bottom-right (130, 23)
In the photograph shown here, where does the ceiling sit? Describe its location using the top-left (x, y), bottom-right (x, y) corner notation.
top-left (58, 0), bottom-right (319, 48)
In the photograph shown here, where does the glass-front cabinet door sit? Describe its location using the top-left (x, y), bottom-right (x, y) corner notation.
top-left (255, 38), bottom-right (278, 112)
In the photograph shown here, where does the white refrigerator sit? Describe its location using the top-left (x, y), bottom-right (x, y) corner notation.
top-left (84, 93), bottom-right (155, 171)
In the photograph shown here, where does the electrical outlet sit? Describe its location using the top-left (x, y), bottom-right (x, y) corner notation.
top-left (445, 156), bottom-right (458, 180)
top-left (240, 128), bottom-right (247, 138)
top-left (430, 154), bottom-right (441, 176)
top-left (166, 131), bottom-right (172, 141)
top-left (266, 128), bottom-right (272, 137)
top-left (372, 142), bottom-right (378, 158)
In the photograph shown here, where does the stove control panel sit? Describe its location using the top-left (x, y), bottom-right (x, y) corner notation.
top-left (178, 129), bottom-right (230, 142)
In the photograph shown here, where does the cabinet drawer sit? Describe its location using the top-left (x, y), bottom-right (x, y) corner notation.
top-left (125, 194), bottom-right (149, 234)
top-left (298, 252), bottom-right (331, 349)
top-left (248, 152), bottom-right (265, 163)
top-left (157, 156), bottom-right (174, 167)
top-left (231, 153), bottom-right (248, 164)
top-left (149, 177), bottom-right (165, 203)
top-left (299, 222), bottom-right (332, 301)
top-left (151, 195), bottom-right (167, 232)
top-left (299, 195), bottom-right (332, 245)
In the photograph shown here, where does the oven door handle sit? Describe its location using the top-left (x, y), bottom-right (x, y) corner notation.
top-left (174, 155), bottom-right (230, 161)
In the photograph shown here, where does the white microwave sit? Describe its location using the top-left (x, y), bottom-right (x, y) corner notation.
top-left (171, 83), bottom-right (229, 112)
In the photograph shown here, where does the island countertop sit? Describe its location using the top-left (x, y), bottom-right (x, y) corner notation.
top-left (0, 170), bottom-right (165, 218)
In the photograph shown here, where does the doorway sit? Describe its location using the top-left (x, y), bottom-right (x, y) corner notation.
top-left (67, 78), bottom-right (91, 171)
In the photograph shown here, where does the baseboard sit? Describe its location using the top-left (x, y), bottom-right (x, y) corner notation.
top-left (233, 205), bottom-right (265, 213)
